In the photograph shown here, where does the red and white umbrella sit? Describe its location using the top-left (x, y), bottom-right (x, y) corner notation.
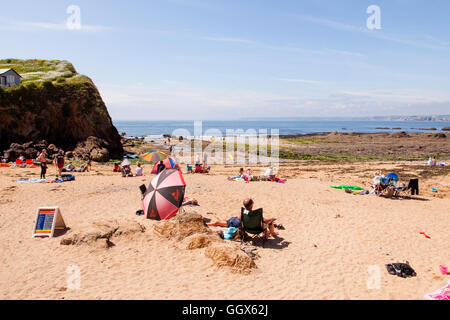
top-left (142, 169), bottom-right (186, 220)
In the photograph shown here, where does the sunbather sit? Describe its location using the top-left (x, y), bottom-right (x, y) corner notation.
top-left (228, 168), bottom-right (244, 180)
top-left (182, 197), bottom-right (199, 206)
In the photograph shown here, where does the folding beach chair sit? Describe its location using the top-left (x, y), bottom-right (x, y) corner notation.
top-left (15, 159), bottom-right (26, 167)
top-left (394, 179), bottom-right (419, 197)
top-left (240, 208), bottom-right (267, 248)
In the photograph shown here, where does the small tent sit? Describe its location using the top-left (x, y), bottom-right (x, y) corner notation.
top-left (151, 157), bottom-right (177, 174)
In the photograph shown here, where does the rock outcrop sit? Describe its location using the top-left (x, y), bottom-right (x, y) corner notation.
top-left (154, 211), bottom-right (257, 274)
top-left (0, 59), bottom-right (123, 160)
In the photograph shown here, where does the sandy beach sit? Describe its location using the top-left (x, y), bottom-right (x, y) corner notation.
top-left (0, 160), bottom-right (448, 300)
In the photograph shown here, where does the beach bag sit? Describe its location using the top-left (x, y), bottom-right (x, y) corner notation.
top-left (386, 263), bottom-right (417, 278)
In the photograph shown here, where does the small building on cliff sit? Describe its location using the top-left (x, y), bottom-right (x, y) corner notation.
top-left (0, 69), bottom-right (21, 89)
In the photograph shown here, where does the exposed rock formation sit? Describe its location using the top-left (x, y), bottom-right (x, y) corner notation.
top-left (60, 220), bottom-right (146, 249)
top-left (0, 59), bottom-right (123, 160)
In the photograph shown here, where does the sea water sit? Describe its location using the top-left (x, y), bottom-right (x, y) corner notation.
top-left (114, 120), bottom-right (450, 138)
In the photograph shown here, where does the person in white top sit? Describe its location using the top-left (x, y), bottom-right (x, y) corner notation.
top-left (135, 162), bottom-right (143, 176)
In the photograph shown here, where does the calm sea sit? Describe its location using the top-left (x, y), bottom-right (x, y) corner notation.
top-left (113, 120), bottom-right (450, 137)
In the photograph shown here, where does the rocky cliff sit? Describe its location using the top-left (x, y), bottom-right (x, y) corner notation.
top-left (0, 59), bottom-right (123, 161)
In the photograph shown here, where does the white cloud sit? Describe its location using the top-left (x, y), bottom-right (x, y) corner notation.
top-left (5, 20), bottom-right (114, 33)
top-left (202, 34), bottom-right (366, 57)
top-left (291, 14), bottom-right (450, 49)
top-left (273, 78), bottom-right (322, 84)
top-left (97, 83), bottom-right (450, 120)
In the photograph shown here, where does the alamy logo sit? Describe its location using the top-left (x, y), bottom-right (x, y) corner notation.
top-left (66, 5), bottom-right (82, 30)
top-left (66, 264), bottom-right (81, 290)
top-left (367, 5), bottom-right (382, 30)
top-left (366, 265), bottom-right (381, 290)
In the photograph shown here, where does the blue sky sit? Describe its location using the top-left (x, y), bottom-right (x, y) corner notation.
top-left (2, 0), bottom-right (450, 120)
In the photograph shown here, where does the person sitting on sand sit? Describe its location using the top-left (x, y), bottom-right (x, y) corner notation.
top-left (156, 160), bottom-right (166, 174)
top-left (122, 164), bottom-right (133, 177)
top-left (264, 166), bottom-right (274, 179)
top-left (374, 176), bottom-right (393, 196)
top-left (136, 162), bottom-right (143, 176)
top-left (66, 162), bottom-right (75, 172)
top-left (242, 167), bottom-right (253, 182)
top-left (242, 198), bottom-right (278, 237)
top-left (207, 198), bottom-right (279, 238)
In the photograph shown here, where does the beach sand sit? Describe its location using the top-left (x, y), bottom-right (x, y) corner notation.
top-left (0, 162), bottom-right (448, 300)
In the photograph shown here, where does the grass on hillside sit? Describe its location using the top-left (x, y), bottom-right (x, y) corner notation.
top-left (0, 59), bottom-right (90, 87)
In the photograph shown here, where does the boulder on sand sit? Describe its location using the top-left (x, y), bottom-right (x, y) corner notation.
top-left (73, 136), bottom-right (110, 162)
top-left (60, 220), bottom-right (146, 249)
top-left (205, 244), bottom-right (257, 274)
top-left (153, 211), bottom-right (209, 241)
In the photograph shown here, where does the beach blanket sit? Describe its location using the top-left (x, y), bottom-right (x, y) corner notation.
top-left (54, 174), bottom-right (75, 183)
top-left (425, 281), bottom-right (450, 300)
top-left (345, 189), bottom-right (369, 195)
top-left (223, 227), bottom-right (239, 240)
top-left (331, 185), bottom-right (364, 190)
top-left (16, 178), bottom-right (48, 183)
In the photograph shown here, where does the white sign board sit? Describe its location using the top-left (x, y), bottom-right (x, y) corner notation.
top-left (32, 207), bottom-right (66, 238)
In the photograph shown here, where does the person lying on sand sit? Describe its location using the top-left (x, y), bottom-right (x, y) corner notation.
top-left (207, 216), bottom-right (241, 228)
top-left (182, 198), bottom-right (199, 206)
top-left (228, 168), bottom-right (244, 180)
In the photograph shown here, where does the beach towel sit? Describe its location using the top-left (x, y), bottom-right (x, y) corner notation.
top-left (331, 185), bottom-right (364, 191)
top-left (16, 178), bottom-right (48, 183)
top-left (223, 227), bottom-right (239, 240)
top-left (425, 281), bottom-right (450, 300)
top-left (345, 189), bottom-right (369, 195)
top-left (55, 174), bottom-right (75, 183)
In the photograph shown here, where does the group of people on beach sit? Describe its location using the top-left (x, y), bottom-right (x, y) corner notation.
top-left (228, 166), bottom-right (284, 183)
top-left (36, 149), bottom-right (91, 179)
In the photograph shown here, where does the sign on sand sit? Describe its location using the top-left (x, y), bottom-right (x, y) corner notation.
top-left (32, 207), bottom-right (66, 238)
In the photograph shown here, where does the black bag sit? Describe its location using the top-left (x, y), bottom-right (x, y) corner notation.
top-left (386, 262), bottom-right (417, 278)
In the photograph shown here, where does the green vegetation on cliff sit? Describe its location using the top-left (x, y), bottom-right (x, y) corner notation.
top-left (0, 58), bottom-right (90, 86)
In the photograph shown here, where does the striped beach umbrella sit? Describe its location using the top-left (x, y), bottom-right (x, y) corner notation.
top-left (142, 169), bottom-right (186, 220)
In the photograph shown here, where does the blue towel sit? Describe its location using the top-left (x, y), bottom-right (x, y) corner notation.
top-left (223, 227), bottom-right (239, 240)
